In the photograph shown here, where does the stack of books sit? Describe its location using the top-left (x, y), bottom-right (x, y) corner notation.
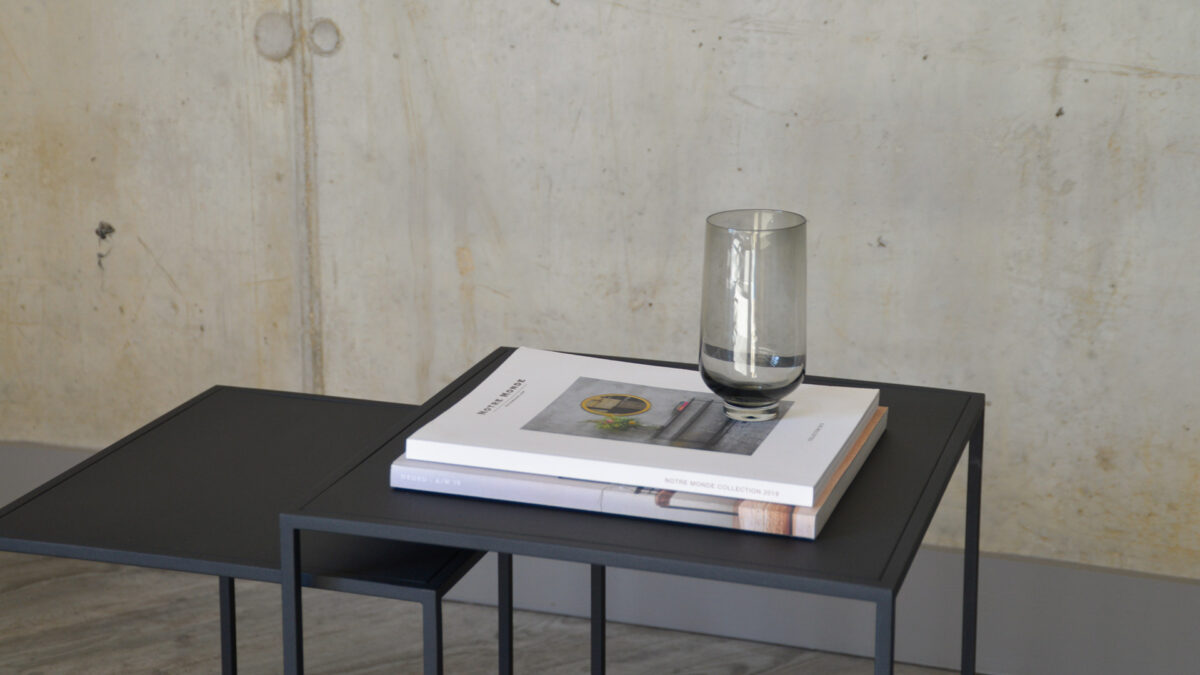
top-left (390, 348), bottom-right (886, 539)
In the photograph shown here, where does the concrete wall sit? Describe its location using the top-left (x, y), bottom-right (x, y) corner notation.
top-left (1, 1), bottom-right (305, 445)
top-left (2, 0), bottom-right (1197, 586)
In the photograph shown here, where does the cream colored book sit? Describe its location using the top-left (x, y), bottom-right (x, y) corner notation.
top-left (403, 347), bottom-right (880, 508)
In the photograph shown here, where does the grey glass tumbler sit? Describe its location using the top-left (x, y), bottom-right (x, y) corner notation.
top-left (699, 209), bottom-right (807, 421)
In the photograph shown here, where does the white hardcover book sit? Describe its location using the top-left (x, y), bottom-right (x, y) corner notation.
top-left (404, 348), bottom-right (879, 507)
top-left (390, 408), bottom-right (887, 539)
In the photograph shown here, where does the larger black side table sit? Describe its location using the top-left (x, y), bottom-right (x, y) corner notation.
top-left (0, 386), bottom-right (507, 674)
top-left (281, 348), bottom-right (985, 675)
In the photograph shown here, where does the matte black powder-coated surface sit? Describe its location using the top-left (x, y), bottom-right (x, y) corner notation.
top-left (0, 387), bottom-right (478, 588)
top-left (294, 348), bottom-right (983, 598)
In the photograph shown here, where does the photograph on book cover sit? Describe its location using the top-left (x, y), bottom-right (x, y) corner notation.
top-left (522, 376), bottom-right (792, 456)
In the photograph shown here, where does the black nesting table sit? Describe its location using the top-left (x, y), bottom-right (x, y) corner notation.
top-left (282, 348), bottom-right (986, 675)
top-left (0, 386), bottom-right (504, 675)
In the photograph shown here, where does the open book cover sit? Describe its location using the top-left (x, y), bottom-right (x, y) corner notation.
top-left (403, 348), bottom-right (880, 507)
top-left (392, 407), bottom-right (886, 539)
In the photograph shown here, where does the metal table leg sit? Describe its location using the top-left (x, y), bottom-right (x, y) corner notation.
top-left (962, 413), bottom-right (985, 674)
top-left (874, 591), bottom-right (895, 675)
top-left (498, 553), bottom-right (514, 675)
top-left (591, 564), bottom-right (606, 674)
top-left (281, 525), bottom-right (303, 675)
top-left (219, 576), bottom-right (237, 675)
top-left (421, 594), bottom-right (443, 675)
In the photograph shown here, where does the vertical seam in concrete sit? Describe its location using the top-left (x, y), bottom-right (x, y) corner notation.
top-left (290, 0), bottom-right (324, 393)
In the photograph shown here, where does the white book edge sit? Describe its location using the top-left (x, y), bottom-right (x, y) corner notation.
top-left (405, 348), bottom-right (880, 508)
top-left (391, 407), bottom-right (888, 539)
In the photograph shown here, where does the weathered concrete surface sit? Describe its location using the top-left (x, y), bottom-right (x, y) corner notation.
top-left (2, 1), bottom-right (1198, 580)
top-left (309, 1), bottom-right (1200, 579)
top-left (0, 1), bottom-right (303, 446)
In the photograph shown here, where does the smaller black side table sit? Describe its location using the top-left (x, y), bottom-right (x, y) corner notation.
top-left (0, 386), bottom-right (506, 675)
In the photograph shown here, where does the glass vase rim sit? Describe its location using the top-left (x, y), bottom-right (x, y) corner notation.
top-left (706, 209), bottom-right (806, 232)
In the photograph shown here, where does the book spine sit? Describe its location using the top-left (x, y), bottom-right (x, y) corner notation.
top-left (405, 441), bottom-right (818, 506)
top-left (390, 460), bottom-right (605, 511)
top-left (391, 459), bottom-right (816, 538)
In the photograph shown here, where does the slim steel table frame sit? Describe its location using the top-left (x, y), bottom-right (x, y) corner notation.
top-left (281, 348), bottom-right (985, 675)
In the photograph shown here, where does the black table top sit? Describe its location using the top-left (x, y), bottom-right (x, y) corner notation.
top-left (0, 387), bottom-right (481, 590)
top-left (288, 348), bottom-right (985, 601)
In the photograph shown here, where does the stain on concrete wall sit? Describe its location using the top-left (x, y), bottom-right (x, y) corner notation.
top-left (0, 1), bottom-right (303, 446)
top-left (3, 1), bottom-right (1198, 580)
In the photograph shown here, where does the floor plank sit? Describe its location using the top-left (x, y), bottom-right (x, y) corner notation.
top-left (0, 552), bottom-right (952, 673)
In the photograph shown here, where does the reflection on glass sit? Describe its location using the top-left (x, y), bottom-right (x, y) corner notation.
top-left (699, 209), bottom-right (806, 421)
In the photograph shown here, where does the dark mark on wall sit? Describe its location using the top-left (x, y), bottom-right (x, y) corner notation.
top-left (1056, 107), bottom-right (1065, 117)
top-left (95, 222), bottom-right (115, 269)
top-left (873, 236), bottom-right (888, 248)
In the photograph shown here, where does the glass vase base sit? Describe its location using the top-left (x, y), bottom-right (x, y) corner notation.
top-left (721, 401), bottom-right (780, 422)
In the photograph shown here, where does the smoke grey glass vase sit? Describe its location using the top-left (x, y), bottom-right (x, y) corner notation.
top-left (699, 210), bottom-right (807, 421)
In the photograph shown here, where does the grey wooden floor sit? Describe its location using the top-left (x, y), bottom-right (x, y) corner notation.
top-left (0, 551), bottom-right (954, 674)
